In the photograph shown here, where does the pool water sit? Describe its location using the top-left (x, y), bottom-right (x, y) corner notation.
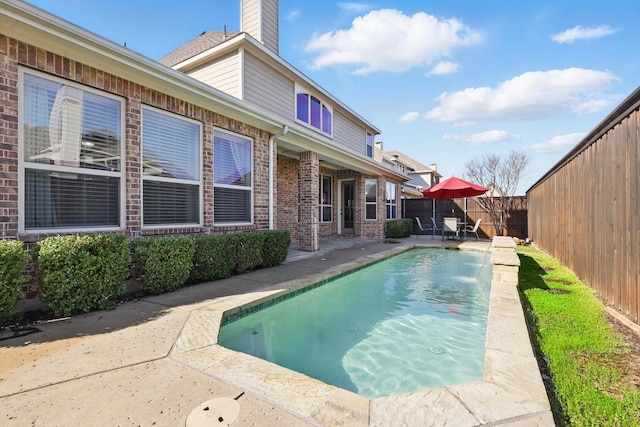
top-left (218, 248), bottom-right (492, 398)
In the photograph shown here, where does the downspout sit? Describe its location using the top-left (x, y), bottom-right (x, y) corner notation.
top-left (268, 125), bottom-right (289, 229)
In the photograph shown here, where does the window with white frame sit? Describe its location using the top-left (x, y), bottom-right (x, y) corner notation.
top-left (295, 86), bottom-right (332, 135)
top-left (21, 70), bottom-right (123, 231)
top-left (366, 132), bottom-right (374, 158)
top-left (365, 179), bottom-right (377, 220)
top-left (142, 107), bottom-right (201, 226)
top-left (319, 175), bottom-right (332, 222)
top-left (213, 129), bottom-right (253, 223)
top-left (386, 182), bottom-right (397, 219)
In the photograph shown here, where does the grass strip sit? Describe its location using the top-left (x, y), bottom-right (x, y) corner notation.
top-left (517, 245), bottom-right (640, 426)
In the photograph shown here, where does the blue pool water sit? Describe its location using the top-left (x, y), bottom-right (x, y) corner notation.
top-left (218, 248), bottom-right (492, 398)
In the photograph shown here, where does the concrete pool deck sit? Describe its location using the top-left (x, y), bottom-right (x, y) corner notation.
top-left (0, 236), bottom-right (553, 426)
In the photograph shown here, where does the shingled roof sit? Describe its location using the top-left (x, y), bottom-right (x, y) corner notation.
top-left (159, 30), bottom-right (241, 67)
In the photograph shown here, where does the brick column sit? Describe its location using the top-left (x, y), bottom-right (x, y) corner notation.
top-left (298, 151), bottom-right (319, 251)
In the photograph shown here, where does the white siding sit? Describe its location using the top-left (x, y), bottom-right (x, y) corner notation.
top-left (186, 52), bottom-right (241, 98)
top-left (244, 52), bottom-right (293, 119)
top-left (241, 0), bottom-right (278, 54)
top-left (241, 0), bottom-right (259, 37)
top-left (333, 112), bottom-right (367, 155)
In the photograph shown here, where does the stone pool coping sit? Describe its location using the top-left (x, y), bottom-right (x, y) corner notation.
top-left (169, 237), bottom-right (554, 426)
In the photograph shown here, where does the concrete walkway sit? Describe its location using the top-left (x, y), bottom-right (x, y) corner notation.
top-left (0, 236), bottom-right (553, 426)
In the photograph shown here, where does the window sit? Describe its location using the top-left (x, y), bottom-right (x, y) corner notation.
top-left (142, 107), bottom-right (201, 226)
top-left (296, 89), bottom-right (332, 135)
top-left (214, 129), bottom-right (253, 223)
top-left (386, 182), bottom-right (397, 219)
top-left (21, 70), bottom-right (123, 231)
top-left (365, 179), bottom-right (377, 220)
top-left (366, 132), bottom-right (374, 158)
top-left (319, 175), bottom-right (332, 222)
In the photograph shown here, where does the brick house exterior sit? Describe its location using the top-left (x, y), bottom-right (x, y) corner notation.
top-left (0, 0), bottom-right (407, 255)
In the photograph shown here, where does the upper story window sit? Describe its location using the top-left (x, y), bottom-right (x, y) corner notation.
top-left (213, 129), bottom-right (253, 224)
top-left (142, 107), bottom-right (202, 227)
top-left (366, 132), bottom-right (374, 158)
top-left (20, 69), bottom-right (124, 232)
top-left (296, 86), bottom-right (332, 136)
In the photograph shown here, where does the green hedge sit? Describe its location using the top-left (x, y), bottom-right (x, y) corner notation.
top-left (131, 236), bottom-right (195, 294)
top-left (36, 234), bottom-right (130, 317)
top-left (0, 240), bottom-right (28, 320)
top-left (261, 229), bottom-right (291, 267)
top-left (234, 232), bottom-right (266, 274)
top-left (385, 219), bottom-right (412, 238)
top-left (191, 234), bottom-right (238, 281)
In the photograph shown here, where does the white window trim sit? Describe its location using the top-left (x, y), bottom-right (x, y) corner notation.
top-left (294, 83), bottom-right (333, 137)
top-left (213, 127), bottom-right (254, 226)
top-left (365, 178), bottom-right (377, 221)
top-left (319, 174), bottom-right (333, 223)
top-left (141, 105), bottom-right (203, 229)
top-left (366, 131), bottom-right (374, 158)
top-left (386, 182), bottom-right (398, 220)
top-left (18, 67), bottom-right (126, 234)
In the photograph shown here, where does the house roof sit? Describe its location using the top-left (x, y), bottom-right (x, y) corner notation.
top-left (382, 150), bottom-right (437, 173)
top-left (159, 31), bottom-right (241, 67)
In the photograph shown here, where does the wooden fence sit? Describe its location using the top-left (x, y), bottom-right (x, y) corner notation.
top-left (527, 87), bottom-right (640, 323)
top-left (403, 196), bottom-right (528, 240)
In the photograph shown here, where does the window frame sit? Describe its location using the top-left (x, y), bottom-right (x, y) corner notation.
top-left (319, 174), bottom-right (333, 222)
top-left (141, 105), bottom-right (203, 229)
top-left (295, 84), bottom-right (333, 136)
top-left (365, 178), bottom-right (378, 220)
top-left (366, 131), bottom-right (374, 158)
top-left (386, 182), bottom-right (397, 220)
top-left (18, 68), bottom-right (126, 234)
top-left (213, 128), bottom-right (254, 225)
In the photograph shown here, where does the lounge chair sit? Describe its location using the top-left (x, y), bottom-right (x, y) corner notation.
top-left (415, 217), bottom-right (433, 238)
top-left (430, 217), bottom-right (442, 239)
top-left (464, 218), bottom-right (482, 240)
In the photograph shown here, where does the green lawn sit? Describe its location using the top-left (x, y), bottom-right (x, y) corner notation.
top-left (517, 246), bottom-right (640, 426)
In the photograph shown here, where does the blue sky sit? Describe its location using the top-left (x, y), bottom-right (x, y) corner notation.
top-left (26, 0), bottom-right (640, 194)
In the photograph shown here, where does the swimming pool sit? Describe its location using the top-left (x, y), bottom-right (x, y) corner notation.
top-left (218, 248), bottom-right (492, 398)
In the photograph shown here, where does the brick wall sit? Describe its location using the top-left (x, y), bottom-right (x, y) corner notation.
top-left (276, 154), bottom-right (299, 240)
top-left (0, 35), bottom-right (271, 243)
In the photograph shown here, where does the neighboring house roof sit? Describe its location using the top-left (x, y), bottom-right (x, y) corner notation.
top-left (159, 31), bottom-right (241, 67)
top-left (382, 150), bottom-right (439, 174)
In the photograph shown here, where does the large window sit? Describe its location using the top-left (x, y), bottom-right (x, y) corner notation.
top-left (386, 182), bottom-right (397, 219)
top-left (365, 179), bottom-right (377, 220)
top-left (296, 89), bottom-right (332, 135)
top-left (21, 70), bottom-right (123, 231)
top-left (366, 132), bottom-right (374, 158)
top-left (142, 107), bottom-right (201, 226)
top-left (319, 175), bottom-right (332, 222)
top-left (214, 129), bottom-right (253, 223)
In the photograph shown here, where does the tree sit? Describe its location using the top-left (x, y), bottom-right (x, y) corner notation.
top-left (465, 151), bottom-right (529, 236)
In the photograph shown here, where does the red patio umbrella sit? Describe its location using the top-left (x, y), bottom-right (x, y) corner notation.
top-left (422, 176), bottom-right (488, 230)
top-left (422, 176), bottom-right (488, 199)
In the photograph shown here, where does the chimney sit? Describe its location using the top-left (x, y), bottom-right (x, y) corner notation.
top-left (241, 0), bottom-right (279, 55)
top-left (374, 141), bottom-right (383, 150)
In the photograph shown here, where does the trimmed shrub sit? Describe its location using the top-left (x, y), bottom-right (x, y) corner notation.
top-left (131, 236), bottom-right (195, 294)
top-left (191, 234), bottom-right (237, 281)
top-left (234, 232), bottom-right (266, 274)
top-left (385, 219), bottom-right (412, 238)
top-left (0, 240), bottom-right (28, 320)
top-left (36, 234), bottom-right (129, 317)
top-left (261, 229), bottom-right (291, 267)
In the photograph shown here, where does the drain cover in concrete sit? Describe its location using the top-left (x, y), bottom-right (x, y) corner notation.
top-left (186, 398), bottom-right (240, 426)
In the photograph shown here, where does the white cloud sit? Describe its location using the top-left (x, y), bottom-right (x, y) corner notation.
top-left (337, 2), bottom-right (374, 14)
top-left (443, 130), bottom-right (519, 144)
top-left (428, 61), bottom-right (460, 76)
top-left (398, 111), bottom-right (420, 123)
top-left (424, 68), bottom-right (618, 124)
top-left (530, 133), bottom-right (585, 153)
top-left (551, 25), bottom-right (617, 44)
top-left (305, 9), bottom-right (483, 74)
top-left (284, 9), bottom-right (301, 22)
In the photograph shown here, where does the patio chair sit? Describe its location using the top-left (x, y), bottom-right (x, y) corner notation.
top-left (442, 217), bottom-right (459, 241)
top-left (464, 218), bottom-right (482, 240)
top-left (430, 217), bottom-right (442, 239)
top-left (415, 217), bottom-right (433, 238)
